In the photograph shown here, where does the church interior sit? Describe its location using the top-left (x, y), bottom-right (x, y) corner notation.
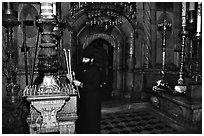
top-left (2, 2), bottom-right (202, 134)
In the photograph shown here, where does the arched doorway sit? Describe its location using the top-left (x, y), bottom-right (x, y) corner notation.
top-left (69, 2), bottom-right (138, 99)
top-left (99, 39), bottom-right (113, 100)
top-left (82, 38), bottom-right (114, 101)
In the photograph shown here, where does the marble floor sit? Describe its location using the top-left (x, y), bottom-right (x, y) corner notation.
top-left (100, 99), bottom-right (193, 134)
top-left (2, 98), bottom-right (201, 134)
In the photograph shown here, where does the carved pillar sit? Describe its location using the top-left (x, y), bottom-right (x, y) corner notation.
top-left (143, 2), bottom-right (151, 68)
top-left (124, 32), bottom-right (134, 98)
top-left (112, 41), bottom-right (123, 97)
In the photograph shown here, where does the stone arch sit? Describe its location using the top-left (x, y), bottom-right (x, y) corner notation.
top-left (82, 33), bottom-right (115, 49)
top-left (69, 4), bottom-right (138, 98)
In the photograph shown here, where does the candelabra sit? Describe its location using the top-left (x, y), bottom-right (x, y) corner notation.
top-left (86, 8), bottom-right (122, 30)
top-left (69, 2), bottom-right (137, 30)
top-left (85, 3), bottom-right (123, 31)
top-left (174, 2), bottom-right (189, 94)
top-left (23, 2), bottom-right (78, 134)
top-left (2, 2), bottom-right (30, 134)
top-left (2, 2), bottom-right (21, 104)
top-left (152, 11), bottom-right (172, 92)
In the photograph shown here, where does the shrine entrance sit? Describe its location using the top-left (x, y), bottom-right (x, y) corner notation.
top-left (82, 38), bottom-right (114, 101)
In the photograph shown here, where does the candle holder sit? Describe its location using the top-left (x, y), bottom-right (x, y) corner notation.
top-left (174, 3), bottom-right (189, 94)
top-left (152, 11), bottom-right (172, 92)
top-left (187, 9), bottom-right (196, 77)
top-left (2, 2), bottom-right (31, 134)
top-left (174, 30), bottom-right (189, 93)
top-left (2, 2), bottom-right (21, 103)
top-left (23, 3), bottom-right (78, 134)
top-left (53, 3), bottom-right (67, 64)
top-left (69, 2), bottom-right (138, 32)
top-left (192, 2), bottom-right (202, 83)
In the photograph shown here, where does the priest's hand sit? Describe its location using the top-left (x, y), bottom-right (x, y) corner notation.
top-left (73, 80), bottom-right (83, 88)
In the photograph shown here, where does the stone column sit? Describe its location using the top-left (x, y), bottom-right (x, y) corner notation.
top-left (124, 32), bottom-right (134, 98)
top-left (112, 41), bottom-right (123, 97)
top-left (143, 2), bottom-right (152, 68)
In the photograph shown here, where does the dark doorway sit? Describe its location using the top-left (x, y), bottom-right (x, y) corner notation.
top-left (87, 38), bottom-right (113, 101)
top-left (101, 40), bottom-right (113, 101)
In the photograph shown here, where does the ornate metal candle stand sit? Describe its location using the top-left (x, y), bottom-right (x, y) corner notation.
top-left (2, 2), bottom-right (30, 134)
top-left (186, 9), bottom-right (196, 77)
top-left (69, 2), bottom-right (137, 32)
top-left (53, 3), bottom-right (66, 63)
top-left (191, 3), bottom-right (202, 84)
top-left (192, 36), bottom-right (202, 83)
top-left (152, 11), bottom-right (172, 92)
top-left (2, 2), bottom-right (21, 104)
top-left (174, 3), bottom-right (189, 94)
top-left (174, 29), bottom-right (189, 94)
top-left (23, 76), bottom-right (77, 133)
top-left (23, 2), bottom-right (78, 134)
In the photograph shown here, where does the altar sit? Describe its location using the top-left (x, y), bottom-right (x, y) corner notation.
top-left (146, 89), bottom-right (202, 132)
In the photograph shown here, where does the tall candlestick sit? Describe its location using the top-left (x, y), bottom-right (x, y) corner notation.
top-left (152, 12), bottom-right (172, 92)
top-left (173, 2), bottom-right (189, 94)
top-left (189, 2), bottom-right (195, 11)
top-left (181, 2), bottom-right (187, 26)
top-left (196, 2), bottom-right (202, 33)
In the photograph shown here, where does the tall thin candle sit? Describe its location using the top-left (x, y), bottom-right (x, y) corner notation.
top-left (196, 2), bottom-right (202, 33)
top-left (182, 2), bottom-right (187, 16)
top-left (53, 2), bottom-right (56, 15)
top-left (63, 49), bottom-right (70, 75)
top-left (40, 2), bottom-right (53, 16)
top-left (189, 2), bottom-right (195, 11)
top-left (68, 49), bottom-right (72, 75)
top-left (181, 2), bottom-right (187, 26)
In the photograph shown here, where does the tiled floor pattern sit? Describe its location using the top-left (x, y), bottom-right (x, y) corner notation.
top-left (101, 108), bottom-right (188, 134)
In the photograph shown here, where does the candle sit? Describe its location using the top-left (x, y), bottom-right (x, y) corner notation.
top-left (181, 2), bottom-right (187, 26)
top-left (53, 2), bottom-right (56, 15)
top-left (196, 2), bottom-right (202, 33)
top-left (181, 2), bottom-right (187, 16)
top-left (78, 2), bottom-right (81, 9)
top-left (189, 2), bottom-right (195, 11)
top-left (63, 49), bottom-right (70, 75)
top-left (40, 2), bottom-right (53, 16)
top-left (68, 49), bottom-right (72, 75)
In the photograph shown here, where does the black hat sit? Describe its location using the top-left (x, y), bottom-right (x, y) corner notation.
top-left (83, 45), bottom-right (108, 67)
top-left (83, 45), bottom-right (96, 59)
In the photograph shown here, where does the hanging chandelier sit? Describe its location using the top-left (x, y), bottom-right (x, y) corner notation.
top-left (69, 2), bottom-right (137, 30)
top-left (86, 5), bottom-right (122, 30)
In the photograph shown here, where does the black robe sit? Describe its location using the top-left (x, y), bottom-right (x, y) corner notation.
top-left (75, 63), bottom-right (102, 134)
